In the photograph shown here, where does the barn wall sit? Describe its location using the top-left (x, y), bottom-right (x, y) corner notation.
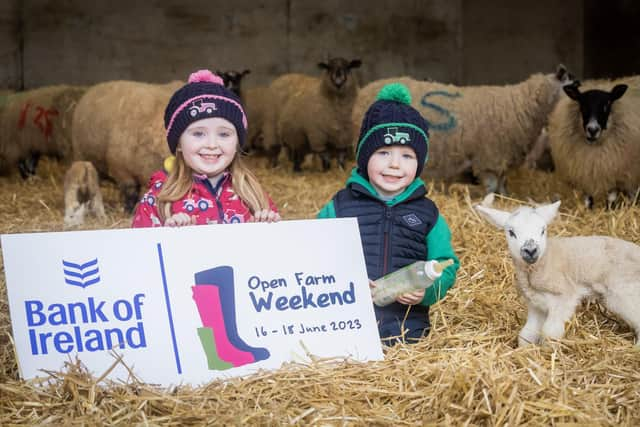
top-left (0, 0), bottom-right (624, 91)
top-left (0, 0), bottom-right (21, 89)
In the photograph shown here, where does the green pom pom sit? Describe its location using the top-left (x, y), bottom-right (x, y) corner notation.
top-left (376, 83), bottom-right (412, 105)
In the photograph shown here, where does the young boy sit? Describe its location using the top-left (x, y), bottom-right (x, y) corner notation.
top-left (318, 83), bottom-right (459, 345)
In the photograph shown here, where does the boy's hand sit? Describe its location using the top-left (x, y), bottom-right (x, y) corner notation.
top-left (252, 209), bottom-right (281, 223)
top-left (396, 289), bottom-right (425, 305)
top-left (164, 212), bottom-right (196, 227)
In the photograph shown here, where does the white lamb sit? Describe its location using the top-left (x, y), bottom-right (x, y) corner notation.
top-left (63, 161), bottom-right (106, 228)
top-left (474, 198), bottom-right (640, 347)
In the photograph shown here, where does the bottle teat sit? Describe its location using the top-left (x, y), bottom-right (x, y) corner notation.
top-left (433, 259), bottom-right (454, 274)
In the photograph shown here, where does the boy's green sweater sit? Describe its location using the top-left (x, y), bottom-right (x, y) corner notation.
top-left (317, 169), bottom-right (459, 307)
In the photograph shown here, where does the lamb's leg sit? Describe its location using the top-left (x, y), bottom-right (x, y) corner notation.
top-left (121, 182), bottom-right (140, 213)
top-left (600, 286), bottom-right (640, 346)
top-left (478, 172), bottom-right (499, 195)
top-left (518, 303), bottom-right (546, 347)
top-left (584, 195), bottom-right (594, 209)
top-left (336, 149), bottom-right (347, 170)
top-left (292, 149), bottom-right (304, 173)
top-left (320, 151), bottom-right (331, 171)
top-left (268, 145), bottom-right (281, 168)
top-left (540, 296), bottom-right (580, 342)
top-left (606, 190), bottom-right (619, 210)
top-left (497, 175), bottom-right (508, 195)
top-left (90, 192), bottom-right (106, 219)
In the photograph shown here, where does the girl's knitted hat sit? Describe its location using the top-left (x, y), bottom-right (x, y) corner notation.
top-left (164, 69), bottom-right (248, 153)
top-left (355, 83), bottom-right (430, 177)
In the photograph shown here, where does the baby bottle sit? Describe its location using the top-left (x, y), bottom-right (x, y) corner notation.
top-left (371, 259), bottom-right (454, 307)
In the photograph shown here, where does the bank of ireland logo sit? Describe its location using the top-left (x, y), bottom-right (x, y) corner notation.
top-left (62, 258), bottom-right (100, 288)
top-left (191, 265), bottom-right (270, 370)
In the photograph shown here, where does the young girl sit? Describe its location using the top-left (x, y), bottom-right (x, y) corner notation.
top-left (132, 69), bottom-right (279, 227)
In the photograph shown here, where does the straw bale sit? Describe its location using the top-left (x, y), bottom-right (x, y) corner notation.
top-left (0, 85), bottom-right (86, 175)
top-left (1, 157), bottom-right (640, 425)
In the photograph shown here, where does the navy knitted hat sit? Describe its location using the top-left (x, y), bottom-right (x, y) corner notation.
top-left (164, 69), bottom-right (248, 154)
top-left (356, 83), bottom-right (429, 177)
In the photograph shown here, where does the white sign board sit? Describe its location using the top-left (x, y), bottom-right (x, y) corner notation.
top-left (1, 219), bottom-right (383, 386)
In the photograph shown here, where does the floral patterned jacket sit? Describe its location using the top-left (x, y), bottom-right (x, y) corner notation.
top-left (131, 170), bottom-right (277, 227)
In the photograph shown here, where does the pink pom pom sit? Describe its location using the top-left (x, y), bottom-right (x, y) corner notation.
top-left (188, 69), bottom-right (224, 85)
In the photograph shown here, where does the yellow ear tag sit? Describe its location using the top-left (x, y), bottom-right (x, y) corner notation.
top-left (163, 155), bottom-right (176, 173)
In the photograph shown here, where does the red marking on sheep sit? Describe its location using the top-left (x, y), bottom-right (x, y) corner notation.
top-left (16, 102), bottom-right (59, 138)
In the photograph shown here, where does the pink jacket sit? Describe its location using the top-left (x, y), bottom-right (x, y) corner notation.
top-left (131, 170), bottom-right (277, 227)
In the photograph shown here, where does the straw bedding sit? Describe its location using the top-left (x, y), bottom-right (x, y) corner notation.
top-left (1, 157), bottom-right (639, 425)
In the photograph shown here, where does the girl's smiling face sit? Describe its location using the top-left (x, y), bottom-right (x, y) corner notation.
top-left (178, 117), bottom-right (238, 177)
top-left (367, 145), bottom-right (418, 197)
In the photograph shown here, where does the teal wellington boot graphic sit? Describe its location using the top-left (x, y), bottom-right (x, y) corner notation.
top-left (192, 265), bottom-right (270, 370)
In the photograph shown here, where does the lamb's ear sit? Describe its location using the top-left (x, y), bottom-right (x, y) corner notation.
top-left (563, 83), bottom-right (581, 100)
top-left (474, 205), bottom-right (510, 229)
top-left (535, 200), bottom-right (561, 225)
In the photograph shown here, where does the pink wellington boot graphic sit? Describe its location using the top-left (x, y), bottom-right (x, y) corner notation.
top-left (192, 266), bottom-right (270, 369)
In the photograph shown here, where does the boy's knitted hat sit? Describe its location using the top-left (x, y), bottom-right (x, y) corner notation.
top-left (356, 83), bottom-right (429, 177)
top-left (164, 69), bottom-right (248, 154)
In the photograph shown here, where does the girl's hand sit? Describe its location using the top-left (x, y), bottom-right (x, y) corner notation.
top-left (369, 280), bottom-right (376, 289)
top-left (252, 209), bottom-right (281, 223)
top-left (396, 289), bottom-right (425, 305)
top-left (164, 212), bottom-right (196, 227)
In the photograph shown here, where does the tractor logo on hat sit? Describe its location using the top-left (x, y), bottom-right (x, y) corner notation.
top-left (188, 101), bottom-right (218, 117)
top-left (383, 127), bottom-right (410, 144)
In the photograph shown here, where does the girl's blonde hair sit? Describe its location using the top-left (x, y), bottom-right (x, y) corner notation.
top-left (157, 146), bottom-right (270, 223)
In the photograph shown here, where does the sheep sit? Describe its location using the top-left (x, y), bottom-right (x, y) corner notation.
top-left (474, 197), bottom-right (640, 347)
top-left (524, 127), bottom-right (554, 172)
top-left (242, 85), bottom-right (270, 153)
top-left (0, 85), bottom-right (86, 178)
top-left (72, 80), bottom-right (182, 212)
top-left (548, 76), bottom-right (640, 208)
top-left (351, 65), bottom-right (575, 194)
top-left (216, 69), bottom-right (250, 97)
top-left (263, 57), bottom-right (362, 171)
top-left (215, 69), bottom-right (269, 153)
top-left (63, 161), bottom-right (106, 228)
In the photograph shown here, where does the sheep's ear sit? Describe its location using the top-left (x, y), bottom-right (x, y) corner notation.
top-left (555, 64), bottom-right (568, 81)
top-left (474, 205), bottom-right (510, 229)
top-left (610, 84), bottom-right (628, 102)
top-left (241, 69), bottom-right (251, 77)
top-left (349, 59), bottom-right (362, 69)
top-left (535, 201), bottom-right (561, 225)
top-left (563, 83), bottom-right (581, 100)
top-left (318, 62), bottom-right (329, 70)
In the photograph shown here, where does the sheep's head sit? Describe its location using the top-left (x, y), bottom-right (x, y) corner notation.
top-left (475, 200), bottom-right (561, 265)
top-left (64, 204), bottom-right (86, 228)
top-left (550, 64), bottom-right (576, 88)
top-left (318, 57), bottom-right (362, 91)
top-left (563, 83), bottom-right (628, 143)
top-left (216, 69), bottom-right (250, 97)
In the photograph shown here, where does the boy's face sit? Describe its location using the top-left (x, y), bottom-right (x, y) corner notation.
top-left (367, 145), bottom-right (418, 197)
top-left (179, 117), bottom-right (238, 177)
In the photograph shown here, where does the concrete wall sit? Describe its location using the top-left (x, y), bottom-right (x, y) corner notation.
top-left (462, 0), bottom-right (583, 84)
top-left (0, 1), bottom-right (21, 89)
top-left (1, 0), bottom-right (629, 91)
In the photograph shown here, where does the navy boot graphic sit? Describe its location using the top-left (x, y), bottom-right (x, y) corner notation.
top-left (194, 266), bottom-right (270, 362)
